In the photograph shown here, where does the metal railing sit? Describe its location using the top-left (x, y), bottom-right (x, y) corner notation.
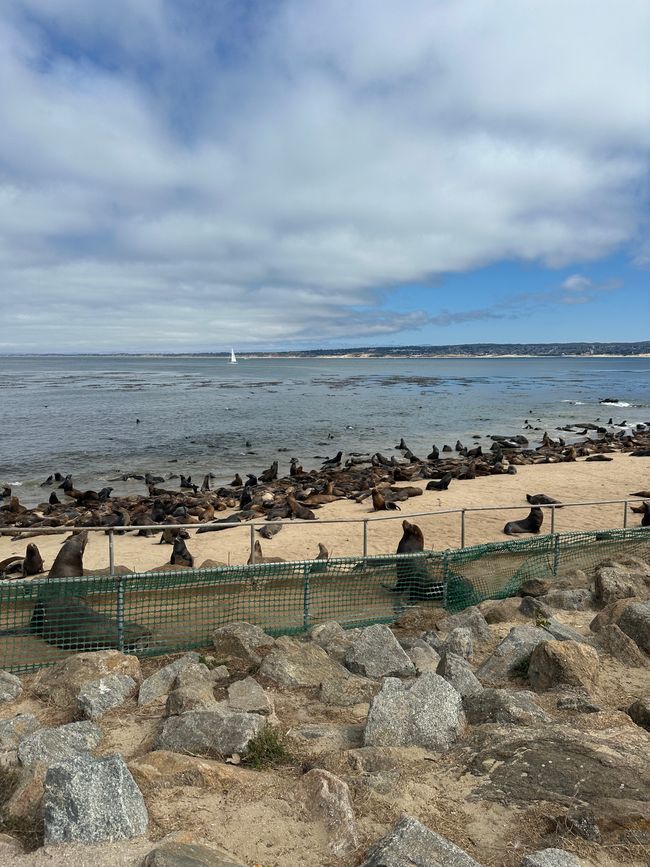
top-left (1, 496), bottom-right (646, 572)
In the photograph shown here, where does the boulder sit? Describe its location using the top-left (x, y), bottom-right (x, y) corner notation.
top-left (43, 753), bottom-right (148, 844)
top-left (310, 622), bottom-right (357, 662)
top-left (463, 688), bottom-right (550, 725)
top-left (539, 620), bottom-right (587, 644)
top-left (156, 709), bottom-right (264, 757)
top-left (476, 626), bottom-right (548, 687)
top-left (627, 698), bottom-right (650, 731)
top-left (5, 760), bottom-right (47, 820)
top-left (405, 639), bottom-right (441, 675)
top-left (436, 653), bottom-right (483, 698)
top-left (589, 597), bottom-right (639, 633)
top-left (344, 624), bottom-right (416, 678)
top-left (618, 601), bottom-right (650, 652)
top-left (141, 841), bottom-right (246, 866)
top-left (302, 769), bottom-right (359, 856)
top-left (288, 724), bottom-right (363, 755)
top-left (593, 624), bottom-right (648, 667)
top-left (518, 579), bottom-right (552, 597)
top-left (528, 641), bottom-right (599, 693)
top-left (520, 849), bottom-right (582, 867)
top-left (212, 622), bottom-right (275, 670)
top-left (259, 636), bottom-right (350, 688)
top-left (442, 627), bottom-right (473, 661)
top-left (31, 650), bottom-right (141, 709)
top-left (556, 695), bottom-right (601, 713)
top-left (138, 653), bottom-right (201, 705)
top-left (129, 751), bottom-right (247, 790)
top-left (0, 714), bottom-right (41, 754)
top-left (482, 598), bottom-right (524, 624)
top-left (18, 720), bottom-right (102, 768)
top-left (227, 677), bottom-right (274, 715)
top-left (540, 590), bottom-right (594, 611)
top-left (359, 815), bottom-right (483, 867)
top-left (0, 670), bottom-right (22, 704)
top-left (364, 673), bottom-right (465, 751)
top-left (594, 563), bottom-right (650, 605)
top-left (519, 597), bottom-right (554, 619)
top-left (319, 675), bottom-right (378, 707)
top-left (437, 607), bottom-right (491, 641)
top-left (77, 673), bottom-right (138, 720)
top-left (173, 662), bottom-right (219, 690)
top-left (166, 683), bottom-right (217, 716)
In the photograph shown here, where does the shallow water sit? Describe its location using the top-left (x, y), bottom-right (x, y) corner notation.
top-left (1, 355), bottom-right (649, 505)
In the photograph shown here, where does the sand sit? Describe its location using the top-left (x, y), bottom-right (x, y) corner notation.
top-left (1, 452), bottom-right (648, 575)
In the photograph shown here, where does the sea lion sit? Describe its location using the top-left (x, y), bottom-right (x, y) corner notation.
top-left (259, 461), bottom-right (279, 484)
top-left (170, 536), bottom-right (194, 567)
top-left (159, 517), bottom-right (190, 545)
top-left (287, 495), bottom-right (316, 520)
top-left (503, 508), bottom-right (543, 535)
top-left (49, 492), bottom-right (61, 505)
top-left (289, 458), bottom-right (303, 477)
top-left (200, 474), bottom-right (211, 492)
top-left (258, 522), bottom-right (283, 539)
top-left (196, 514), bottom-right (242, 533)
top-left (426, 472), bottom-right (452, 492)
top-left (427, 445), bottom-right (440, 461)
top-left (371, 488), bottom-right (400, 511)
top-left (23, 543), bottom-right (44, 576)
top-left (48, 530), bottom-right (88, 579)
top-left (384, 520), bottom-right (437, 600)
top-left (248, 540), bottom-right (285, 564)
top-left (526, 493), bottom-right (562, 507)
top-left (98, 487), bottom-right (113, 500)
top-left (0, 556), bottom-right (23, 578)
top-left (230, 473), bottom-right (243, 487)
top-left (321, 451), bottom-right (343, 468)
top-left (642, 502), bottom-right (650, 527)
top-left (40, 475), bottom-right (54, 487)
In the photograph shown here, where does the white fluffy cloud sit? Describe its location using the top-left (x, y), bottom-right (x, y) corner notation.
top-left (0, 0), bottom-right (648, 350)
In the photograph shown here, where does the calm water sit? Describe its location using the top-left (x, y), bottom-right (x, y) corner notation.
top-left (1, 355), bottom-right (649, 505)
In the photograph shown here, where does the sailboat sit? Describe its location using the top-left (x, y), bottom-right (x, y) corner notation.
top-left (228, 348), bottom-right (238, 364)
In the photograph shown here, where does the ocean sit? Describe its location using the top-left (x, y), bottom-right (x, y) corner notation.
top-left (2, 355), bottom-right (649, 506)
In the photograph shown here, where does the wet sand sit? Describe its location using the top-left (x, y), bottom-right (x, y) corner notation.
top-left (1, 452), bottom-right (648, 575)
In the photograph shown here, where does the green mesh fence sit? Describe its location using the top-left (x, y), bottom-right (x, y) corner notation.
top-left (0, 527), bottom-right (648, 672)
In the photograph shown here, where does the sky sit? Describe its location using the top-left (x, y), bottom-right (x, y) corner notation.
top-left (0, 0), bottom-right (649, 353)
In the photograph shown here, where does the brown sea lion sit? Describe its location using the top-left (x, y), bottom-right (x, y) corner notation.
top-left (526, 493), bottom-right (562, 508)
top-left (258, 522), bottom-right (283, 539)
top-left (23, 543), bottom-right (44, 576)
top-left (259, 461), bottom-right (279, 484)
top-left (170, 536), bottom-right (194, 567)
top-left (426, 472), bottom-right (452, 492)
top-left (287, 495), bottom-right (316, 521)
top-left (248, 540), bottom-right (285, 564)
top-left (371, 488), bottom-right (400, 511)
top-left (642, 502), bottom-right (650, 527)
top-left (503, 508), bottom-right (543, 535)
top-left (384, 520), bottom-right (436, 600)
top-left (48, 530), bottom-right (88, 578)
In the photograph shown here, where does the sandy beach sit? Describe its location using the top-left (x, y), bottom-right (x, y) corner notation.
top-left (1, 452), bottom-right (648, 576)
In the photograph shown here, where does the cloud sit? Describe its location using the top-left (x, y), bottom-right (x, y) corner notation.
top-left (0, 1), bottom-right (648, 351)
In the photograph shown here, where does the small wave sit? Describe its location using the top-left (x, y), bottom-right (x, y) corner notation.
top-left (600, 401), bottom-right (630, 407)
top-left (561, 400), bottom-right (585, 405)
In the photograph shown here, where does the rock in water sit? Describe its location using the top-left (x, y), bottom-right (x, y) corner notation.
top-left (43, 753), bottom-right (148, 844)
top-left (364, 673), bottom-right (465, 751)
top-left (359, 814), bottom-right (483, 866)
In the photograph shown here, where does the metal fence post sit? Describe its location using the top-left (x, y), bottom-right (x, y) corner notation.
top-left (303, 564), bottom-right (310, 631)
top-left (363, 520), bottom-right (368, 558)
top-left (550, 505), bottom-right (555, 535)
top-left (249, 524), bottom-right (256, 563)
top-left (460, 510), bottom-right (466, 549)
top-left (552, 533), bottom-right (561, 577)
top-left (623, 500), bottom-right (628, 529)
top-left (108, 529), bottom-right (115, 577)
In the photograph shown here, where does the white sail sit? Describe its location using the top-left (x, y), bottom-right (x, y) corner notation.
top-left (229, 348), bottom-right (237, 364)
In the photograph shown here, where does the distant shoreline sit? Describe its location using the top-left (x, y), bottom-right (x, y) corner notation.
top-left (2, 352), bottom-right (650, 360)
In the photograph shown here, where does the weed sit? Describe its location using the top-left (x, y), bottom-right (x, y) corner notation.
top-left (244, 725), bottom-right (295, 771)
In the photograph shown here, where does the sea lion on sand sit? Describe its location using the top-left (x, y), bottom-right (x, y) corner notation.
top-left (170, 536), bottom-right (194, 567)
top-left (48, 492), bottom-right (60, 505)
top-left (258, 522), bottom-right (283, 539)
top-left (196, 514), bottom-right (242, 533)
top-left (159, 518), bottom-right (190, 545)
top-left (259, 461), bottom-right (279, 484)
top-left (48, 530), bottom-right (88, 578)
top-left (371, 488), bottom-right (400, 511)
top-left (426, 472), bottom-right (452, 492)
top-left (23, 543), bottom-right (44, 576)
top-left (200, 474), bottom-right (211, 493)
top-left (642, 502), bottom-right (650, 527)
top-left (287, 495), bottom-right (316, 520)
top-left (503, 508), bottom-right (543, 536)
top-left (321, 451), bottom-right (343, 469)
top-left (230, 474), bottom-right (243, 487)
top-left (248, 540), bottom-right (285, 564)
top-left (427, 445), bottom-right (439, 460)
top-left (527, 493), bottom-right (562, 508)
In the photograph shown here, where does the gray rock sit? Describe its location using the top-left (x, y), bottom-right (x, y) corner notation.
top-left (406, 639), bottom-right (441, 675)
top-left (310, 622), bottom-right (358, 662)
top-left (18, 721), bottom-right (102, 768)
top-left (594, 564), bottom-right (650, 605)
top-left (437, 607), bottom-right (491, 641)
top-left (259, 636), bottom-right (351, 688)
top-left (0, 714), bottom-right (41, 753)
top-left (302, 768), bottom-right (359, 855)
top-left (618, 601), bottom-right (650, 652)
top-left (476, 626), bottom-right (548, 687)
top-left (541, 620), bottom-right (589, 644)
top-left (518, 579), bottom-right (552, 598)
top-left (344, 624), bottom-right (416, 678)
top-left (288, 723), bottom-right (363, 754)
top-left (540, 590), bottom-right (594, 611)
top-left (528, 640), bottom-right (600, 693)
top-left (364, 673), bottom-right (465, 751)
top-left (627, 697), bottom-right (650, 731)
top-left (463, 688), bottom-right (550, 725)
top-left (212, 622), bottom-right (275, 670)
top-left (156, 709), bottom-right (264, 757)
top-left (561, 812), bottom-right (601, 842)
top-left (319, 674), bottom-right (377, 707)
top-left (436, 653), bottom-right (483, 698)
top-left (359, 814), bottom-right (483, 866)
top-left (166, 682), bottom-right (217, 716)
top-left (141, 841), bottom-right (246, 866)
top-left (519, 597), bottom-right (554, 619)
top-left (422, 630), bottom-right (445, 651)
top-left (0, 670), bottom-right (22, 704)
top-left (556, 695), bottom-right (601, 713)
top-left (227, 677), bottom-right (273, 715)
top-left (43, 753), bottom-right (148, 844)
top-left (138, 653), bottom-right (200, 705)
top-left (442, 627), bottom-right (473, 660)
top-left (77, 673), bottom-right (138, 720)
top-left (592, 623), bottom-right (648, 667)
top-left (520, 848), bottom-right (581, 867)
top-left (173, 662), bottom-right (215, 690)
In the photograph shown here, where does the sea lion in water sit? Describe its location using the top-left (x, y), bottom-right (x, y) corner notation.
top-left (48, 531), bottom-right (88, 578)
top-left (170, 536), bottom-right (194, 567)
top-left (503, 508), bottom-right (543, 536)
